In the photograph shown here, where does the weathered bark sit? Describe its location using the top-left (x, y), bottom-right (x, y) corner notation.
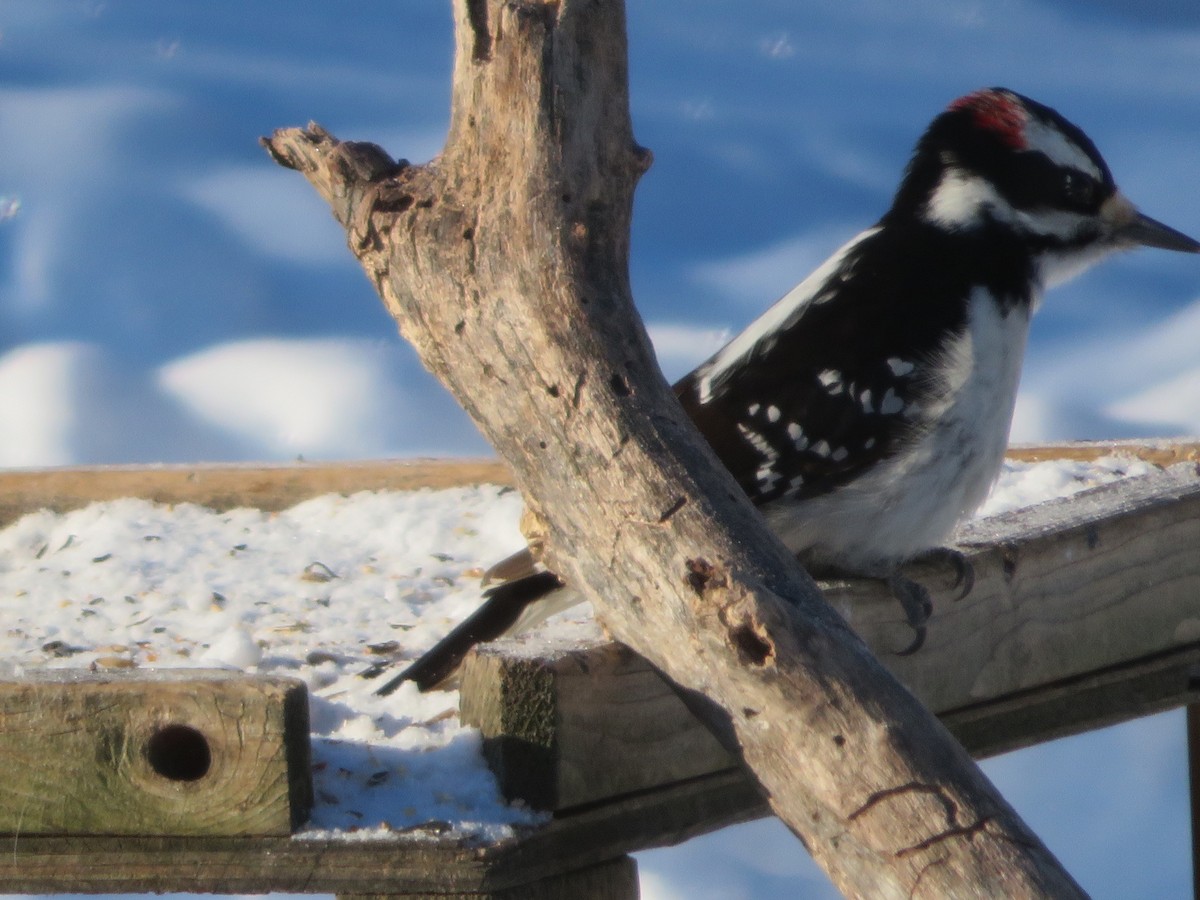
top-left (264, 1), bottom-right (1086, 896)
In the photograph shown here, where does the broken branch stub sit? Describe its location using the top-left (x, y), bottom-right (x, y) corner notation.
top-left (265, 1), bottom-right (1085, 896)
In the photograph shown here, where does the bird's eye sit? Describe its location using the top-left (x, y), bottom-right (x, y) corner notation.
top-left (1062, 172), bottom-right (1098, 209)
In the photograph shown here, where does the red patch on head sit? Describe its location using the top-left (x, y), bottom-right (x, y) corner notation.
top-left (949, 89), bottom-right (1027, 149)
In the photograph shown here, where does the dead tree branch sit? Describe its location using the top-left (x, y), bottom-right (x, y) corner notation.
top-left (264, 1), bottom-right (1086, 896)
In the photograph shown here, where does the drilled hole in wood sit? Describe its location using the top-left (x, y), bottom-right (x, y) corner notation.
top-left (146, 724), bottom-right (212, 782)
top-left (609, 372), bottom-right (631, 397)
top-left (731, 624), bottom-right (772, 666)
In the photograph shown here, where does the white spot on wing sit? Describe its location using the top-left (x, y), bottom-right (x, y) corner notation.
top-left (818, 369), bottom-right (844, 395)
top-left (738, 423), bottom-right (779, 461)
top-left (812, 440), bottom-right (831, 458)
top-left (831, 446), bottom-right (849, 462)
top-left (766, 405), bottom-right (781, 423)
top-left (886, 357), bottom-right (915, 377)
top-left (786, 422), bottom-right (806, 449)
top-left (879, 387), bottom-right (904, 415)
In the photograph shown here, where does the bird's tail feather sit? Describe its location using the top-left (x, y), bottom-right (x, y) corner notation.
top-left (369, 570), bottom-right (563, 695)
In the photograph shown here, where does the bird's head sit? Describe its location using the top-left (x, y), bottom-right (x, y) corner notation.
top-left (888, 87), bottom-right (1199, 284)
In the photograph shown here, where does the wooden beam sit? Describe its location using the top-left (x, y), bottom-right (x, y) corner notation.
top-left (0, 458), bottom-right (513, 528)
top-left (842, 461), bottom-right (1200, 712)
top-left (0, 768), bottom-right (761, 895)
top-left (944, 641), bottom-right (1200, 756)
top-left (460, 463), bottom-right (1200, 810)
top-left (339, 855), bottom-right (638, 900)
top-left (1, 439), bottom-right (1192, 531)
top-left (461, 641), bottom-right (735, 811)
top-left (0, 670), bottom-right (312, 836)
top-left (1007, 439), bottom-right (1200, 467)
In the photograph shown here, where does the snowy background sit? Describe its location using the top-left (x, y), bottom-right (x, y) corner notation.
top-left (2, 1), bottom-right (1200, 897)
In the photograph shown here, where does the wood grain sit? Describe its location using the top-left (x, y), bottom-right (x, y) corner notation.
top-left (340, 855), bottom-right (638, 900)
top-left (0, 441), bottom-right (1192, 531)
top-left (0, 769), bottom-right (760, 894)
top-left (461, 641), bottom-right (733, 811)
top-left (1007, 439), bottom-right (1200, 466)
top-left (460, 463), bottom-right (1200, 810)
top-left (0, 458), bottom-right (512, 528)
top-left (0, 670), bottom-right (311, 836)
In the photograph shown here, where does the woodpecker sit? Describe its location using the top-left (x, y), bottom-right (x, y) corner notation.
top-left (368, 88), bottom-right (1200, 694)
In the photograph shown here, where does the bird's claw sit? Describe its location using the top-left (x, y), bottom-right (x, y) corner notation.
top-left (886, 573), bottom-right (932, 656)
top-left (883, 548), bottom-right (975, 654)
top-left (909, 546), bottom-right (975, 601)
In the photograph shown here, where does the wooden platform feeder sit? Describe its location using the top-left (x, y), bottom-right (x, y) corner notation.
top-left (1, 444), bottom-right (1200, 898)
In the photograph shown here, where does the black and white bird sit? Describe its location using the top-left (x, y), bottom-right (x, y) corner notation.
top-left (368, 87), bottom-right (1200, 694)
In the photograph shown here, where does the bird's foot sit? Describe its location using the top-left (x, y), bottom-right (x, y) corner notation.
top-left (906, 546), bottom-right (975, 601)
top-left (885, 548), bottom-right (974, 655)
top-left (807, 559), bottom-right (934, 655)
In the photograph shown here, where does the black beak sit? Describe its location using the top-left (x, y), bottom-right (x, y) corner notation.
top-left (1119, 211), bottom-right (1200, 254)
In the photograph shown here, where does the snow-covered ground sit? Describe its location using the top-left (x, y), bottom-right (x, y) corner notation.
top-left (4, 1), bottom-right (1200, 897)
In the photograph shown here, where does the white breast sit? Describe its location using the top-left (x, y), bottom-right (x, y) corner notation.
top-left (765, 288), bottom-right (1033, 571)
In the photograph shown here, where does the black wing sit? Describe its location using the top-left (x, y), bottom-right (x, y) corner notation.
top-left (674, 224), bottom-right (979, 506)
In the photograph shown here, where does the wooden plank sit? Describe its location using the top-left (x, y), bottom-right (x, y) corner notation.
top-left (864, 461), bottom-right (1200, 713)
top-left (0, 458), bottom-right (514, 527)
top-left (1007, 438), bottom-right (1200, 466)
top-left (943, 642), bottom-right (1200, 755)
top-left (460, 641), bottom-right (732, 811)
top-left (339, 856), bottom-right (638, 900)
top-left (0, 768), bottom-right (761, 894)
top-left (1, 439), bottom-right (1193, 530)
top-left (0, 669), bottom-right (311, 836)
top-left (461, 463), bottom-right (1200, 810)
top-left (463, 637), bottom-right (1200, 812)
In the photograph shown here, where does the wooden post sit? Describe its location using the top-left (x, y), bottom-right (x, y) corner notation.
top-left (264, 1), bottom-right (1086, 895)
